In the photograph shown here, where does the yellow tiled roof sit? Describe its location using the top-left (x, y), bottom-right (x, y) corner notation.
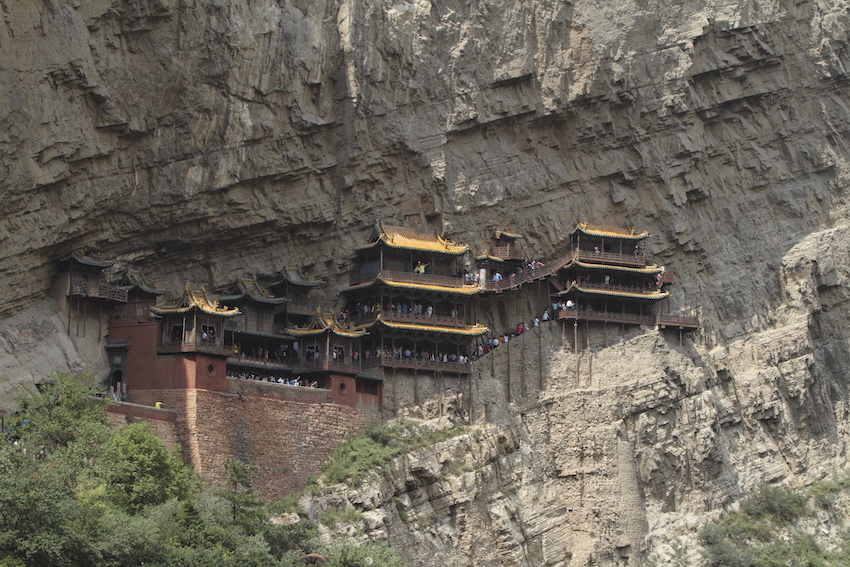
top-left (569, 259), bottom-right (664, 274)
top-left (559, 283), bottom-right (669, 300)
top-left (285, 308), bottom-right (368, 338)
top-left (150, 285), bottom-right (241, 317)
top-left (357, 223), bottom-right (469, 255)
top-left (572, 222), bottom-right (650, 240)
top-left (342, 275), bottom-right (481, 295)
top-left (359, 316), bottom-right (489, 337)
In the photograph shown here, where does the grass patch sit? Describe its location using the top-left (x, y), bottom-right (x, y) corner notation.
top-left (321, 419), bottom-right (467, 486)
top-left (319, 505), bottom-right (363, 529)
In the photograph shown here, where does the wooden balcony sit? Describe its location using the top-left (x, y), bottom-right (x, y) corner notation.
top-left (489, 245), bottom-right (527, 261)
top-left (157, 340), bottom-right (232, 357)
top-left (362, 357), bottom-right (471, 375)
top-left (71, 283), bottom-right (128, 302)
top-left (227, 355), bottom-right (294, 371)
top-left (350, 309), bottom-right (469, 328)
top-left (655, 313), bottom-right (698, 330)
top-left (287, 296), bottom-right (316, 316)
top-left (557, 308), bottom-right (698, 330)
top-left (350, 270), bottom-right (470, 289)
top-left (291, 357), bottom-right (364, 375)
top-left (558, 308), bottom-right (654, 326)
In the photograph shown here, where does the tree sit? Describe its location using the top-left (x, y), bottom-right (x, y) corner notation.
top-left (218, 459), bottom-right (265, 532)
top-left (95, 422), bottom-right (192, 513)
top-left (10, 373), bottom-right (109, 456)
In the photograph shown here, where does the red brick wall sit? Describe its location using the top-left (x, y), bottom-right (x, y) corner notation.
top-left (106, 402), bottom-right (180, 448)
top-left (129, 387), bottom-right (380, 500)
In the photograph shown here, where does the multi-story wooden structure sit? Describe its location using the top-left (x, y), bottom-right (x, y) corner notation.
top-left (267, 267), bottom-right (323, 328)
top-left (475, 230), bottom-right (527, 283)
top-left (554, 222), bottom-right (696, 330)
top-left (217, 274), bottom-right (294, 383)
top-left (55, 252), bottom-right (127, 338)
top-left (342, 223), bottom-right (488, 410)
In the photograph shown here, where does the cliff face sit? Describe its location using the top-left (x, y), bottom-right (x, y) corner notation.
top-left (314, 224), bottom-right (850, 566)
top-left (5, 0), bottom-right (850, 564)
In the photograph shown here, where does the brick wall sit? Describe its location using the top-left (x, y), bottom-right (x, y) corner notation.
top-left (128, 387), bottom-right (380, 500)
top-left (106, 402), bottom-right (180, 448)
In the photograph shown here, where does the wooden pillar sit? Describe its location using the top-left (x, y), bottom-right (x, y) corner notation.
top-left (506, 334), bottom-right (511, 405)
top-left (574, 317), bottom-right (579, 387)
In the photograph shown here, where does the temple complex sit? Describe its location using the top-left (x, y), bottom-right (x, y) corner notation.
top-left (52, 220), bottom-right (697, 496)
top-left (341, 222), bottom-right (488, 415)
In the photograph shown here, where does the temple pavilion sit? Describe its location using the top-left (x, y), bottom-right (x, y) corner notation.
top-left (553, 222), bottom-right (695, 329)
top-left (280, 309), bottom-right (380, 410)
top-left (267, 267), bottom-right (324, 329)
top-left (342, 222), bottom-right (488, 377)
top-left (217, 274), bottom-right (294, 382)
top-left (476, 230), bottom-right (528, 284)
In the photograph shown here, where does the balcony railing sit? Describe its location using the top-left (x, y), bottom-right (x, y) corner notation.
top-left (489, 245), bottom-right (527, 261)
top-left (350, 270), bottom-right (471, 289)
top-left (655, 313), bottom-right (698, 329)
top-left (157, 340), bottom-right (232, 356)
top-left (557, 308), bottom-right (698, 329)
top-left (71, 283), bottom-right (128, 303)
top-left (287, 296), bottom-right (315, 316)
top-left (362, 357), bottom-right (471, 374)
top-left (557, 308), bottom-right (654, 326)
top-left (349, 309), bottom-right (468, 328)
top-left (227, 355), bottom-right (294, 371)
top-left (291, 357), bottom-right (364, 374)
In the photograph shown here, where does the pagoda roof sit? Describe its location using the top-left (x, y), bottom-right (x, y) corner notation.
top-left (270, 267), bottom-right (323, 288)
top-left (285, 309), bottom-right (368, 338)
top-left (356, 222), bottom-right (469, 255)
top-left (570, 222), bottom-right (650, 241)
top-left (475, 253), bottom-right (506, 263)
top-left (356, 315), bottom-right (489, 337)
top-left (564, 259), bottom-right (665, 274)
top-left (495, 230), bottom-right (523, 240)
top-left (219, 274), bottom-right (287, 305)
top-left (58, 251), bottom-right (115, 269)
top-left (557, 283), bottom-right (669, 300)
top-left (149, 286), bottom-right (241, 317)
top-left (117, 268), bottom-right (168, 296)
top-left (343, 275), bottom-right (481, 295)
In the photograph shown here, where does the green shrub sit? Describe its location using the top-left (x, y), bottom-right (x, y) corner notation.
top-left (738, 485), bottom-right (807, 525)
top-left (321, 420), bottom-right (466, 485)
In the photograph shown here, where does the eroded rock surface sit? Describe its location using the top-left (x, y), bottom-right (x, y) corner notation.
top-left (5, 0), bottom-right (850, 564)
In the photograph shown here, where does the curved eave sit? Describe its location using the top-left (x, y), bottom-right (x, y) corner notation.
top-left (343, 277), bottom-right (481, 295)
top-left (558, 284), bottom-right (669, 300)
top-left (379, 277), bottom-right (481, 295)
top-left (60, 255), bottom-right (115, 268)
top-left (285, 327), bottom-right (368, 339)
top-left (115, 285), bottom-right (169, 296)
top-left (496, 231), bottom-right (523, 239)
top-left (150, 306), bottom-right (242, 317)
top-left (566, 259), bottom-right (665, 274)
top-left (355, 240), bottom-right (468, 256)
top-left (360, 317), bottom-right (489, 337)
top-left (269, 275), bottom-right (323, 288)
top-left (570, 223), bottom-right (650, 241)
top-left (219, 294), bottom-right (288, 305)
top-left (475, 254), bottom-right (505, 263)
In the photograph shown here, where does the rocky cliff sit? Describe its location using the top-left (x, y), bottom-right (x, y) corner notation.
top-left (5, 0), bottom-right (850, 565)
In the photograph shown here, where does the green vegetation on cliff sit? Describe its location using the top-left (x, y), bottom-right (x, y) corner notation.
top-left (700, 481), bottom-right (850, 567)
top-left (0, 374), bottom-right (405, 567)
